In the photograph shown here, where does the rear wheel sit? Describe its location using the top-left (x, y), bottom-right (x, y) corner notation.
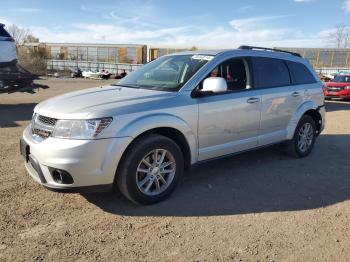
top-left (0, 80), bottom-right (10, 92)
top-left (287, 115), bottom-right (316, 158)
top-left (116, 134), bottom-right (184, 205)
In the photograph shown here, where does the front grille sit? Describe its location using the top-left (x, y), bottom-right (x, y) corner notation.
top-left (38, 115), bottom-right (57, 126)
top-left (327, 86), bottom-right (343, 92)
top-left (31, 114), bottom-right (56, 139)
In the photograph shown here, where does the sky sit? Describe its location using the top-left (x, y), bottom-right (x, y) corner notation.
top-left (1, 0), bottom-right (350, 48)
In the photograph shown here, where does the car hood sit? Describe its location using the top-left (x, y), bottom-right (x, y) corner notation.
top-left (326, 82), bottom-right (350, 87)
top-left (34, 85), bottom-right (178, 119)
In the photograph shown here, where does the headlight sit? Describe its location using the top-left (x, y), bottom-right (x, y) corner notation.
top-left (344, 86), bottom-right (350, 90)
top-left (52, 118), bottom-right (112, 139)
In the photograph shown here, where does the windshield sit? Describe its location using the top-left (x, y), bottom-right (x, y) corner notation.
top-left (333, 75), bottom-right (350, 83)
top-left (115, 54), bottom-right (214, 92)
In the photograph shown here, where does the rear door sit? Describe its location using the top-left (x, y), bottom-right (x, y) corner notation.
top-left (252, 57), bottom-right (303, 146)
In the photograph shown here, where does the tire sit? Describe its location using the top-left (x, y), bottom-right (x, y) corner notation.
top-left (116, 134), bottom-right (184, 205)
top-left (0, 80), bottom-right (11, 93)
top-left (286, 115), bottom-right (317, 158)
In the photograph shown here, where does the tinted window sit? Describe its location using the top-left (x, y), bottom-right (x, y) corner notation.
top-left (0, 27), bottom-right (11, 37)
top-left (286, 61), bottom-right (316, 84)
top-left (252, 57), bottom-right (290, 88)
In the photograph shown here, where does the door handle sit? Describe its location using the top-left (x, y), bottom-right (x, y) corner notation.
top-left (247, 97), bottom-right (260, 104)
top-left (291, 91), bottom-right (300, 97)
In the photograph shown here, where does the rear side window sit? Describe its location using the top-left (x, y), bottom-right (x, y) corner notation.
top-left (0, 27), bottom-right (11, 37)
top-left (286, 61), bottom-right (316, 84)
top-left (252, 57), bottom-right (290, 88)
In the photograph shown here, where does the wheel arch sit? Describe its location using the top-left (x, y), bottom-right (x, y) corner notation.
top-left (116, 114), bottom-right (197, 171)
top-left (303, 109), bottom-right (322, 136)
top-left (286, 101), bottom-right (322, 139)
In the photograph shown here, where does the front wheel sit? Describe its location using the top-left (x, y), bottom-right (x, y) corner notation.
top-left (116, 134), bottom-right (184, 205)
top-left (287, 115), bottom-right (317, 158)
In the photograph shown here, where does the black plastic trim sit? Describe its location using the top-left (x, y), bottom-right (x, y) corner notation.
top-left (28, 154), bottom-right (47, 183)
top-left (238, 45), bottom-right (302, 57)
top-left (43, 183), bottom-right (113, 193)
top-left (317, 104), bottom-right (325, 110)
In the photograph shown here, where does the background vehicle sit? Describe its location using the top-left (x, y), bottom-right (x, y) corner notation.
top-left (324, 73), bottom-right (350, 100)
top-left (0, 23), bottom-right (16, 65)
top-left (0, 24), bottom-right (35, 92)
top-left (70, 67), bottom-right (82, 78)
top-left (21, 46), bottom-right (325, 204)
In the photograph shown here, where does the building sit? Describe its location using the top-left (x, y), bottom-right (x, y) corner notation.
top-left (148, 47), bottom-right (189, 61)
top-left (25, 42), bottom-right (147, 64)
top-left (25, 43), bottom-right (350, 69)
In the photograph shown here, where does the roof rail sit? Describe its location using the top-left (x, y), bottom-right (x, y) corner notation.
top-left (238, 45), bottom-right (302, 57)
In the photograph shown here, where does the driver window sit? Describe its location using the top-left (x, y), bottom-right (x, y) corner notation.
top-left (207, 58), bottom-right (249, 91)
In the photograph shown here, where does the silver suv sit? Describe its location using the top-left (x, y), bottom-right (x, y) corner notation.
top-left (21, 46), bottom-right (325, 204)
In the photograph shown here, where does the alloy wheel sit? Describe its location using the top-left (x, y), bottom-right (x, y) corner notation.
top-left (136, 149), bottom-right (176, 196)
top-left (297, 122), bottom-right (314, 152)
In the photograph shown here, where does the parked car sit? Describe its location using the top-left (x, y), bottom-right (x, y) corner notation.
top-left (323, 73), bottom-right (350, 100)
top-left (70, 68), bottom-right (82, 78)
top-left (20, 46), bottom-right (325, 204)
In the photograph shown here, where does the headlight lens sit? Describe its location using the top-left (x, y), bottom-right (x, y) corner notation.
top-left (344, 86), bottom-right (350, 90)
top-left (52, 118), bottom-right (112, 139)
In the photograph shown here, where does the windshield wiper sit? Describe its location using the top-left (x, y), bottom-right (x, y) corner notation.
top-left (111, 83), bottom-right (140, 89)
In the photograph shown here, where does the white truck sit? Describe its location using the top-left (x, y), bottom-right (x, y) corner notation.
top-left (0, 23), bottom-right (34, 92)
top-left (0, 23), bottom-right (16, 64)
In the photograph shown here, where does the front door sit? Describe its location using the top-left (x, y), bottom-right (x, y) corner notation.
top-left (196, 58), bottom-right (261, 161)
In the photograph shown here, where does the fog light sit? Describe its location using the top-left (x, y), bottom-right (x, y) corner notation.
top-left (50, 168), bottom-right (74, 184)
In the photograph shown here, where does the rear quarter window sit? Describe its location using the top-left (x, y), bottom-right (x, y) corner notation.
top-left (252, 57), bottom-right (291, 88)
top-left (286, 61), bottom-right (317, 85)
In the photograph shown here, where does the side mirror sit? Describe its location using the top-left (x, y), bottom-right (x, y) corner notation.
top-left (202, 77), bottom-right (228, 93)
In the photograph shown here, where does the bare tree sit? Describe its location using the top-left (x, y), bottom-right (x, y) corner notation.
top-left (330, 24), bottom-right (350, 48)
top-left (6, 24), bottom-right (39, 45)
top-left (24, 34), bottom-right (39, 43)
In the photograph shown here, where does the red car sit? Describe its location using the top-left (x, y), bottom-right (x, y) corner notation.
top-left (324, 74), bottom-right (350, 100)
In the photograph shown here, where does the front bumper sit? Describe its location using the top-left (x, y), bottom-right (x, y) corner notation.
top-left (324, 89), bottom-right (350, 99)
top-left (21, 125), bottom-right (132, 192)
top-left (318, 105), bottom-right (326, 134)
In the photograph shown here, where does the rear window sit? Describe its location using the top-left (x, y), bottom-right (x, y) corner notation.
top-left (252, 57), bottom-right (291, 88)
top-left (0, 27), bottom-right (11, 38)
top-left (286, 61), bottom-right (316, 84)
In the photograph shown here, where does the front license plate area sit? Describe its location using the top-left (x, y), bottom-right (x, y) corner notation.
top-left (20, 139), bottom-right (30, 162)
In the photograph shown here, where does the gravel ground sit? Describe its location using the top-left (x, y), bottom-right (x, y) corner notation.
top-left (1, 78), bottom-right (350, 261)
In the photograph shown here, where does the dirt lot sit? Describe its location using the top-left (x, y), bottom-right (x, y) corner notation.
top-left (1, 78), bottom-right (350, 261)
